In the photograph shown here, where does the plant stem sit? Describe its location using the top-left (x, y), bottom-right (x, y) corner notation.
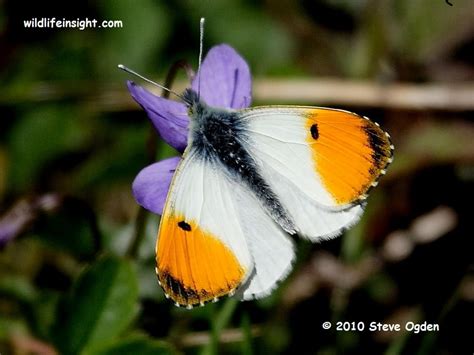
top-left (200, 298), bottom-right (239, 355)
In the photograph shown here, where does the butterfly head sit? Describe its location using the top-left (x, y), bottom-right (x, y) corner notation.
top-left (183, 88), bottom-right (206, 117)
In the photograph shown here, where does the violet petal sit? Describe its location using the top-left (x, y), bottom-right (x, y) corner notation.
top-left (127, 81), bottom-right (189, 152)
top-left (192, 44), bottom-right (252, 109)
top-left (132, 156), bottom-right (181, 215)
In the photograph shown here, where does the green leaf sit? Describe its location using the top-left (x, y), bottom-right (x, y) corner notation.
top-left (51, 256), bottom-right (138, 355)
top-left (85, 334), bottom-right (176, 355)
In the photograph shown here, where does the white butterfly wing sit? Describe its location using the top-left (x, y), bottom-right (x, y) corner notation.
top-left (231, 181), bottom-right (295, 300)
top-left (258, 159), bottom-right (365, 240)
top-left (156, 150), bottom-right (294, 307)
top-left (239, 106), bottom-right (393, 240)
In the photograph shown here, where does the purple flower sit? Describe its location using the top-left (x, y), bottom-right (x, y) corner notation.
top-left (128, 44), bottom-right (252, 215)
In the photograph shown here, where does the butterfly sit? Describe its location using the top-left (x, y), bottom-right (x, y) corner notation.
top-left (153, 91), bottom-right (393, 308)
top-left (121, 20), bottom-right (393, 309)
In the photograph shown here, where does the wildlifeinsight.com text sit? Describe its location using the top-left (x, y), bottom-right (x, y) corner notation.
top-left (23, 17), bottom-right (123, 31)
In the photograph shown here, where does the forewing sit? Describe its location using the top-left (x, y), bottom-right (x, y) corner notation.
top-left (156, 152), bottom-right (253, 307)
top-left (239, 106), bottom-right (393, 240)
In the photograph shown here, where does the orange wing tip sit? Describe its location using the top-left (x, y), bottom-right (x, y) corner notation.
top-left (305, 109), bottom-right (394, 205)
top-left (156, 214), bottom-right (247, 308)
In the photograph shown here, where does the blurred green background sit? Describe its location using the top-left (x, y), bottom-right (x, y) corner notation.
top-left (0, 0), bottom-right (473, 354)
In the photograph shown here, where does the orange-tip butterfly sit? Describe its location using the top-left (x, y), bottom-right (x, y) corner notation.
top-left (120, 18), bottom-right (394, 308)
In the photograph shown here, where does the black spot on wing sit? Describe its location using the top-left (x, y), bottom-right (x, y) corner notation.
top-left (178, 221), bottom-right (192, 231)
top-left (310, 123), bottom-right (319, 140)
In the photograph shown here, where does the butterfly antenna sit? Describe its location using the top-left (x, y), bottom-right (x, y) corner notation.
top-left (197, 17), bottom-right (205, 100)
top-left (118, 64), bottom-right (191, 104)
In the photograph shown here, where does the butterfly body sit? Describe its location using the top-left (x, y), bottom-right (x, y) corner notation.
top-left (155, 88), bottom-right (393, 307)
